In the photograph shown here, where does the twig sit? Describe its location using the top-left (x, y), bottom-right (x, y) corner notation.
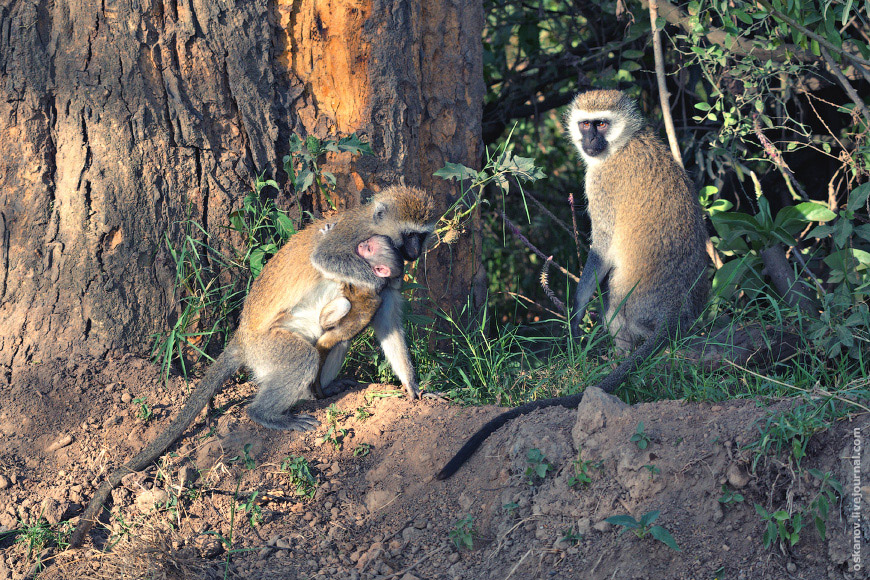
top-left (504, 549), bottom-right (534, 580)
top-left (522, 190), bottom-right (574, 235)
top-left (820, 47), bottom-right (870, 128)
top-left (568, 193), bottom-right (584, 269)
top-left (503, 291), bottom-right (567, 320)
top-left (540, 258), bottom-right (567, 315)
top-left (649, 0), bottom-right (683, 167)
top-left (752, 114), bottom-right (808, 201)
top-left (789, 247), bottom-right (826, 298)
top-left (706, 239), bottom-right (724, 270)
top-left (497, 209), bottom-right (579, 283)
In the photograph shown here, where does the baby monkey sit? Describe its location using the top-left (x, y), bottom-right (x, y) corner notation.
top-left (309, 234), bottom-right (404, 397)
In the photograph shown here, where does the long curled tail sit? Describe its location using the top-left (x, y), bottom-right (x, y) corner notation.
top-left (435, 317), bottom-right (677, 481)
top-left (69, 340), bottom-right (242, 548)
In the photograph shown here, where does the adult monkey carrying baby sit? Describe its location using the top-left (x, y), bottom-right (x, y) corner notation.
top-left (71, 184), bottom-right (437, 547)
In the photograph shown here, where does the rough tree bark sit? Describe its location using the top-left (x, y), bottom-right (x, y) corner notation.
top-left (0, 0), bottom-right (484, 383)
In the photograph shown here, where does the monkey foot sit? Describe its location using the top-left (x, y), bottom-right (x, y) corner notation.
top-left (283, 414), bottom-right (321, 431)
top-left (248, 408), bottom-right (321, 431)
top-left (322, 378), bottom-right (363, 397)
top-left (422, 391), bottom-right (448, 402)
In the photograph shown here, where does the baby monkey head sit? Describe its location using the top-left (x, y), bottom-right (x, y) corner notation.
top-left (356, 235), bottom-right (403, 279)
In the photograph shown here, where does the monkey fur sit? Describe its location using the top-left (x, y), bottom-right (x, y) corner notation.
top-left (436, 90), bottom-right (710, 480)
top-left (71, 185), bottom-right (437, 547)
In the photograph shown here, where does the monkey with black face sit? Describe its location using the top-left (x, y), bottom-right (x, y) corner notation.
top-left (436, 90), bottom-right (710, 480)
top-left (71, 185), bottom-right (437, 547)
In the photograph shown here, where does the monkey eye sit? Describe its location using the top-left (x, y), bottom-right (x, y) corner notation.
top-left (579, 121), bottom-right (591, 130)
top-left (595, 120), bottom-right (609, 130)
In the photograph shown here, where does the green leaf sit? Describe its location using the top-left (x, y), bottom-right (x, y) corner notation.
top-left (336, 134), bottom-right (374, 156)
top-left (513, 156), bottom-right (546, 181)
top-left (639, 510), bottom-right (660, 527)
top-left (763, 521), bottom-right (776, 548)
top-left (605, 515), bottom-right (639, 528)
top-left (833, 219), bottom-right (854, 248)
top-left (275, 213), bottom-right (297, 238)
top-left (649, 525), bottom-right (681, 551)
top-left (815, 515), bottom-right (826, 540)
top-left (770, 227), bottom-right (798, 247)
top-left (734, 10), bottom-right (753, 24)
top-left (808, 224), bottom-right (834, 239)
top-left (774, 203), bottom-right (837, 230)
top-left (434, 162), bottom-right (479, 182)
top-left (296, 167), bottom-right (314, 193)
top-left (847, 183), bottom-right (870, 211)
top-left (694, 102), bottom-right (712, 111)
top-left (772, 510), bottom-right (790, 521)
top-left (288, 133), bottom-right (305, 153)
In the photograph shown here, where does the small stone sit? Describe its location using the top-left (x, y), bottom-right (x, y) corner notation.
top-left (593, 520), bottom-right (612, 533)
top-left (553, 538), bottom-right (571, 551)
top-left (726, 463), bottom-right (750, 489)
top-left (121, 392), bottom-right (132, 404)
top-left (0, 475), bottom-right (10, 490)
top-left (275, 538), bottom-right (291, 549)
top-left (257, 547), bottom-right (273, 559)
top-left (448, 552), bottom-right (460, 564)
top-left (198, 537), bottom-right (224, 558)
top-left (178, 465), bottom-right (197, 488)
top-left (712, 502), bottom-right (724, 523)
top-left (413, 517), bottom-right (427, 529)
top-left (39, 498), bottom-right (66, 526)
top-left (134, 488), bottom-right (169, 513)
top-left (267, 534), bottom-right (281, 547)
top-left (786, 562), bottom-right (797, 573)
top-left (47, 435), bottom-right (73, 452)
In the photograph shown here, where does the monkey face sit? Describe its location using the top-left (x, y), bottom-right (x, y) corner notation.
top-left (400, 231), bottom-right (428, 261)
top-left (578, 119), bottom-right (611, 157)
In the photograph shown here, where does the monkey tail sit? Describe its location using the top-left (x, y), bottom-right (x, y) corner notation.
top-left (69, 339), bottom-right (243, 548)
top-left (435, 312), bottom-right (680, 481)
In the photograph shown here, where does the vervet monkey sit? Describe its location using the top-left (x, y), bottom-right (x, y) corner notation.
top-left (71, 185), bottom-right (437, 547)
top-left (436, 90), bottom-right (710, 480)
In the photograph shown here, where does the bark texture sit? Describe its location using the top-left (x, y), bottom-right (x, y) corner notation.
top-left (0, 0), bottom-right (484, 381)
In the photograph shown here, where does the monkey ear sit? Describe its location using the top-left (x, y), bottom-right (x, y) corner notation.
top-left (372, 202), bottom-right (387, 224)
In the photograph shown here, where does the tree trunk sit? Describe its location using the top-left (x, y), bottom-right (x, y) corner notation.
top-left (0, 0), bottom-right (484, 382)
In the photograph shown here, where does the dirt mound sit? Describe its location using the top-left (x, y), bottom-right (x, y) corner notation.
top-left (0, 355), bottom-right (866, 579)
